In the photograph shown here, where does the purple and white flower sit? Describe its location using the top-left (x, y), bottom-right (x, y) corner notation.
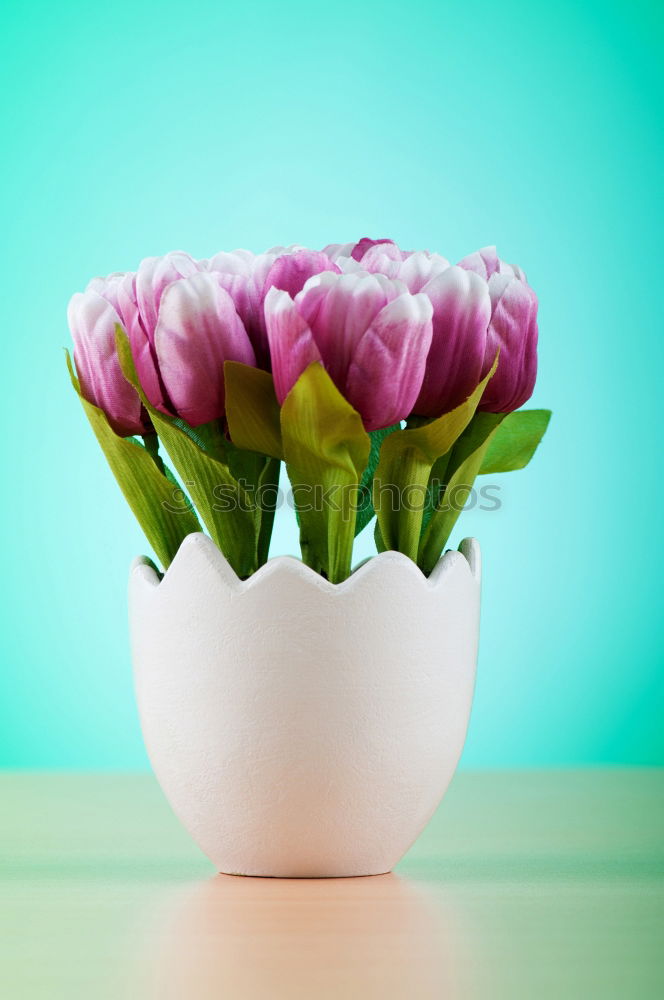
top-left (264, 270), bottom-right (433, 431)
top-left (68, 271), bottom-right (148, 436)
top-left (459, 246), bottom-right (538, 412)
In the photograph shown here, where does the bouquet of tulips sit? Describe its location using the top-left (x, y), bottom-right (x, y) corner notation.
top-left (67, 238), bottom-right (550, 582)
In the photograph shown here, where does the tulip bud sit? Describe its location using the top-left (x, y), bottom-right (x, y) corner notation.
top-left (263, 249), bottom-right (340, 300)
top-left (153, 271), bottom-right (256, 427)
top-left (350, 237), bottom-right (398, 262)
top-left (68, 273), bottom-right (148, 437)
top-left (459, 247), bottom-right (538, 412)
top-left (206, 248), bottom-right (284, 368)
top-left (265, 271), bottom-right (433, 431)
top-left (413, 266), bottom-right (491, 417)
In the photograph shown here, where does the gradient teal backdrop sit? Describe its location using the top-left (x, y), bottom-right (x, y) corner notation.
top-left (1, 0), bottom-right (662, 769)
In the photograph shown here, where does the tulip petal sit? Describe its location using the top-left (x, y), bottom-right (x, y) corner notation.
top-left (350, 237), bottom-right (398, 262)
top-left (297, 271), bottom-right (401, 386)
top-left (321, 241), bottom-right (355, 261)
top-left (207, 248), bottom-right (286, 368)
top-left (136, 251), bottom-right (201, 339)
top-left (398, 251), bottom-right (450, 292)
top-left (345, 292), bottom-right (433, 431)
top-left (82, 270), bottom-right (168, 415)
top-left (114, 272), bottom-right (169, 413)
top-left (458, 246), bottom-right (500, 280)
top-left (499, 259), bottom-right (528, 282)
top-left (68, 290), bottom-right (144, 436)
top-left (480, 274), bottom-right (538, 412)
top-left (334, 255), bottom-right (366, 274)
top-left (207, 270), bottom-right (255, 336)
top-left (264, 250), bottom-right (340, 300)
top-left (154, 272), bottom-right (255, 426)
top-left (207, 249), bottom-right (255, 275)
top-left (359, 246), bottom-right (403, 279)
top-left (414, 266), bottom-right (491, 417)
top-left (263, 286), bottom-right (322, 404)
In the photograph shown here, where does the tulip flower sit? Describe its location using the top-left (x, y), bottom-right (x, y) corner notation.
top-left (68, 272), bottom-right (148, 436)
top-left (152, 270), bottom-right (257, 427)
top-left (412, 265), bottom-right (492, 417)
top-left (327, 238), bottom-right (450, 292)
top-left (132, 251), bottom-right (259, 425)
top-left (327, 239), bottom-right (537, 415)
top-left (70, 255), bottom-right (258, 433)
top-left (459, 246), bottom-right (538, 412)
top-left (264, 271), bottom-right (433, 431)
top-left (350, 237), bottom-right (397, 262)
top-left (205, 246), bottom-right (340, 369)
top-left (322, 237), bottom-right (400, 265)
top-left (132, 251), bottom-right (204, 411)
top-left (68, 240), bottom-right (549, 581)
top-left (205, 248), bottom-right (285, 367)
top-left (135, 251), bottom-right (202, 339)
top-left (263, 249), bottom-right (340, 300)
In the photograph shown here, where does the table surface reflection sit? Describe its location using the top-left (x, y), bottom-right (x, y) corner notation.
top-left (1, 770), bottom-right (662, 998)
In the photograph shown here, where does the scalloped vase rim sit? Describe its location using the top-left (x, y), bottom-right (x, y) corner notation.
top-left (131, 530), bottom-right (481, 595)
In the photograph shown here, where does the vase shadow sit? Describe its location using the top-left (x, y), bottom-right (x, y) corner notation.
top-left (135, 871), bottom-right (466, 999)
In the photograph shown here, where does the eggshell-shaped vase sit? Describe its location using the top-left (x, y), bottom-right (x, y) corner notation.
top-left (129, 533), bottom-right (481, 878)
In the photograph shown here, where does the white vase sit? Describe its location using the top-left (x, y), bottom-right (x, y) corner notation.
top-left (129, 532), bottom-right (481, 878)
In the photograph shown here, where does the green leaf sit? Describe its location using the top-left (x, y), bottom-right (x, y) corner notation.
top-left (479, 408), bottom-right (552, 474)
top-left (170, 411), bottom-right (281, 568)
top-left (66, 351), bottom-right (200, 569)
top-left (115, 328), bottom-right (260, 578)
top-left (374, 518), bottom-right (387, 554)
top-left (223, 442), bottom-right (281, 568)
top-left (419, 450), bottom-right (453, 535)
top-left (224, 361), bottom-right (284, 461)
top-left (254, 456), bottom-right (281, 566)
top-left (281, 362), bottom-right (370, 583)
top-left (373, 356), bottom-right (498, 560)
top-left (355, 424), bottom-right (400, 537)
top-left (172, 415), bottom-right (230, 457)
top-left (418, 412), bottom-right (506, 575)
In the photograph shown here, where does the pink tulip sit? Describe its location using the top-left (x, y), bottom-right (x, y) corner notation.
top-left (354, 246), bottom-right (450, 292)
top-left (320, 241), bottom-right (356, 261)
top-left (132, 252), bottom-right (258, 424)
top-left (459, 246), bottom-right (538, 412)
top-left (327, 238), bottom-right (450, 292)
top-left (350, 237), bottom-right (398, 262)
top-left (412, 266), bottom-right (492, 417)
top-left (459, 245), bottom-right (528, 283)
top-left (132, 252), bottom-right (204, 410)
top-left (205, 248), bottom-right (284, 367)
top-left (206, 247), bottom-right (343, 369)
top-left (135, 251), bottom-right (202, 339)
top-left (70, 254), bottom-right (258, 433)
top-left (152, 270), bottom-right (257, 426)
top-left (263, 249), bottom-right (340, 300)
top-left (68, 272), bottom-right (148, 437)
top-left (264, 271), bottom-right (433, 431)
top-left (321, 238), bottom-right (398, 263)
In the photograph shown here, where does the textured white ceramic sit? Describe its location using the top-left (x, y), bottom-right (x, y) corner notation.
top-left (129, 533), bottom-right (481, 878)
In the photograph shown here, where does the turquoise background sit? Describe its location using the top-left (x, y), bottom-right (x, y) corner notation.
top-left (1, 0), bottom-right (662, 769)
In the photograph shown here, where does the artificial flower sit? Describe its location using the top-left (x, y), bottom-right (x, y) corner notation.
top-left (264, 270), bottom-right (433, 431)
top-left (68, 272), bottom-right (148, 436)
top-left (459, 246), bottom-right (538, 412)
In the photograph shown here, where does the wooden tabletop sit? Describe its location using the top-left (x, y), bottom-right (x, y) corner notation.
top-left (1, 770), bottom-right (662, 998)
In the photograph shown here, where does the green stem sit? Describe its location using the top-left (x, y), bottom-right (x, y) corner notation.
top-left (142, 433), bottom-right (166, 476)
top-left (375, 445), bottom-right (429, 562)
top-left (326, 477), bottom-right (359, 584)
top-left (256, 457), bottom-right (281, 567)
